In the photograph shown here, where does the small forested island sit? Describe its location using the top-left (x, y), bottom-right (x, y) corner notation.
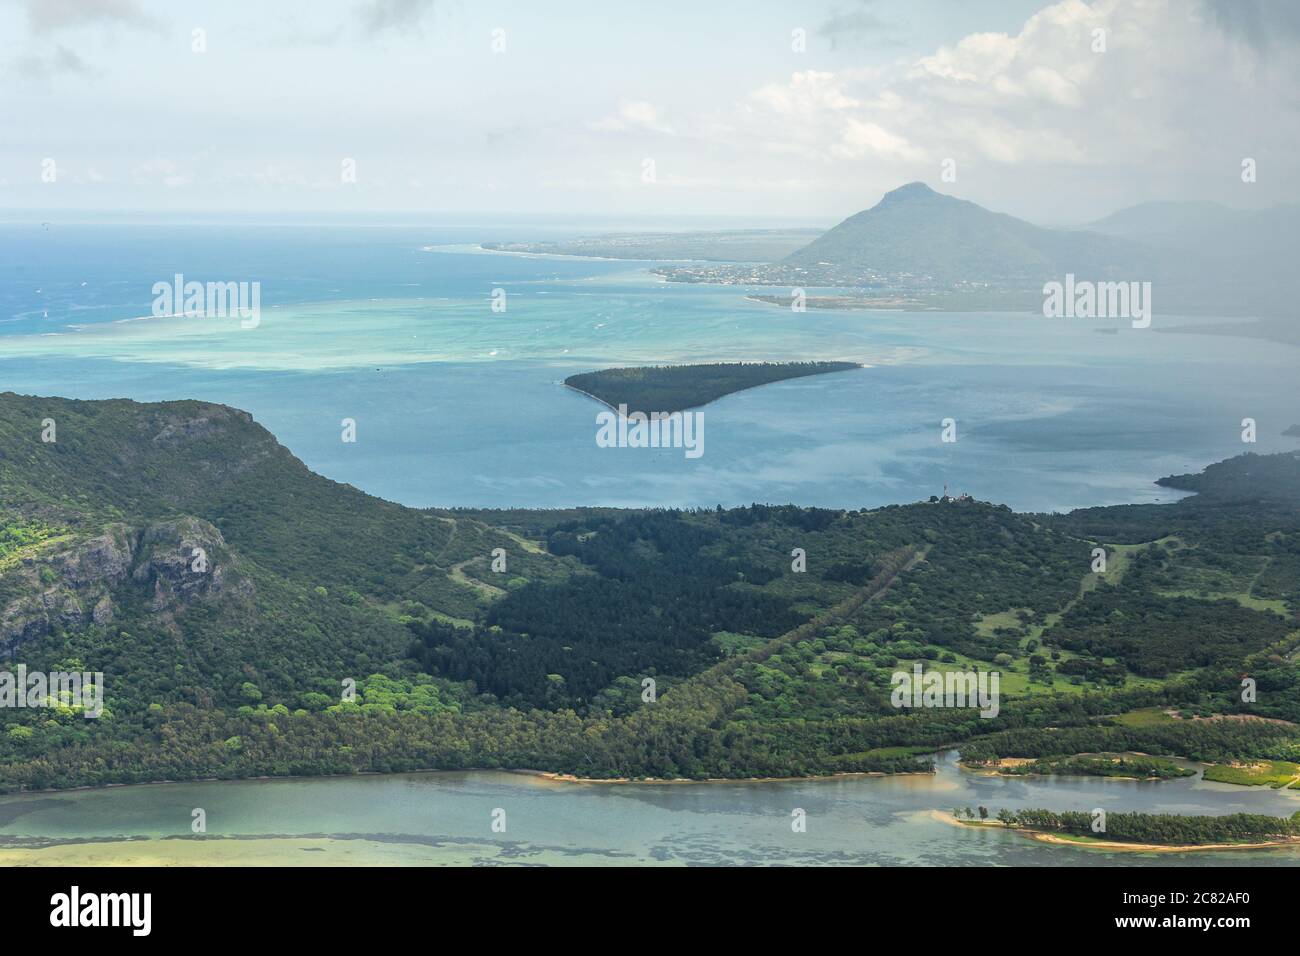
top-left (951, 807), bottom-right (1300, 850)
top-left (564, 361), bottom-right (862, 413)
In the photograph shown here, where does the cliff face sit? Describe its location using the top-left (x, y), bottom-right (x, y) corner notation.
top-left (0, 393), bottom-right (292, 656)
top-left (0, 391), bottom-right (506, 716)
top-left (131, 517), bottom-right (233, 611)
top-left (0, 517), bottom-right (238, 656)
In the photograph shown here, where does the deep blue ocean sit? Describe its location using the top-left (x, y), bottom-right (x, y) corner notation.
top-left (2, 221), bottom-right (1294, 512)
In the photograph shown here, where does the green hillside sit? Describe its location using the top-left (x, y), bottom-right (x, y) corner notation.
top-left (1, 393), bottom-right (1298, 790)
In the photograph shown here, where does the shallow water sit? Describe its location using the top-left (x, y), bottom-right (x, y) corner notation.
top-left (3, 224), bottom-right (1297, 867)
top-left (2, 224), bottom-right (1295, 512)
top-left (1, 754), bottom-right (1297, 866)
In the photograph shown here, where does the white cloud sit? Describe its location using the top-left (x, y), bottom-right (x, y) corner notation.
top-left (832, 118), bottom-right (925, 161)
top-left (912, 31), bottom-right (1019, 83)
top-left (748, 70), bottom-right (861, 115)
top-left (713, 0), bottom-right (1300, 173)
top-left (589, 100), bottom-right (675, 134)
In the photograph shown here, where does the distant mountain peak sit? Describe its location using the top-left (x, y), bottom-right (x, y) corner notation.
top-left (879, 181), bottom-right (941, 203)
top-left (781, 181), bottom-right (1138, 282)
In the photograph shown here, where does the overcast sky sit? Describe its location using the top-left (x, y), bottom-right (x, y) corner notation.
top-left (3, 0), bottom-right (1298, 223)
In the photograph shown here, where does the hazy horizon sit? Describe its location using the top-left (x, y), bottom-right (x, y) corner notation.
top-left (5, 0), bottom-right (1300, 222)
top-left (2, 183), bottom-right (1296, 231)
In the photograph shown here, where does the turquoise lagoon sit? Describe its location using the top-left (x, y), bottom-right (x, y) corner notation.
top-left (1, 223), bottom-right (1294, 512)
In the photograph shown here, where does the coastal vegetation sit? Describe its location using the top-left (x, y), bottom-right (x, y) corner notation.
top-left (988, 808), bottom-right (1300, 846)
top-left (1203, 760), bottom-right (1300, 788)
top-left (0, 393), bottom-right (1298, 791)
top-left (990, 754), bottom-right (1194, 780)
top-left (958, 717), bottom-right (1300, 767)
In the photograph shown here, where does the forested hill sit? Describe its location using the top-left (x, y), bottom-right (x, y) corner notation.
top-left (1156, 452), bottom-right (1300, 502)
top-left (1, 393), bottom-right (1298, 791)
top-left (0, 391), bottom-right (565, 715)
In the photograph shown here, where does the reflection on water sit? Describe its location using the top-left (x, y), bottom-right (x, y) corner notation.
top-left (2, 753), bottom-right (1297, 866)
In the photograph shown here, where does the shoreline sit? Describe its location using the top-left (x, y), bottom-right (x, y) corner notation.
top-left (529, 768), bottom-right (931, 786)
top-left (464, 242), bottom-right (775, 266)
top-left (0, 763), bottom-right (936, 800)
top-left (560, 361), bottom-right (870, 415)
top-left (962, 753), bottom-right (1202, 782)
top-left (744, 293), bottom-right (934, 312)
top-left (560, 381), bottom-right (620, 413)
top-left (425, 242), bottom-right (699, 265)
top-left (932, 810), bottom-right (1300, 854)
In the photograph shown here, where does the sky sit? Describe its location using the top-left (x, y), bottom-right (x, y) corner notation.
top-left (2, 0), bottom-right (1299, 224)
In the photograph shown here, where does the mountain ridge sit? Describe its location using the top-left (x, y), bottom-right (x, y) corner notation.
top-left (650, 182), bottom-right (1296, 318)
top-left (780, 180), bottom-right (1150, 283)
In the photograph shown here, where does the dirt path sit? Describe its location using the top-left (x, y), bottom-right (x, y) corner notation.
top-left (448, 558), bottom-right (505, 599)
top-left (685, 543), bottom-right (927, 686)
top-left (429, 515), bottom-right (458, 566)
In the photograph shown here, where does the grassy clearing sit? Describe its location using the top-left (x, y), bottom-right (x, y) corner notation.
top-left (1113, 706), bottom-right (1179, 728)
top-left (1204, 760), bottom-right (1300, 788)
top-left (965, 538), bottom-right (1180, 696)
top-left (1155, 588), bottom-right (1289, 615)
top-left (896, 648), bottom-right (1163, 698)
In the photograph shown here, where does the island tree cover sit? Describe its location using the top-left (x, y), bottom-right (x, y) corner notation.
top-left (995, 808), bottom-right (1300, 845)
top-left (992, 754), bottom-right (1194, 780)
top-left (564, 361), bottom-right (860, 413)
top-left (0, 393), bottom-right (1298, 791)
